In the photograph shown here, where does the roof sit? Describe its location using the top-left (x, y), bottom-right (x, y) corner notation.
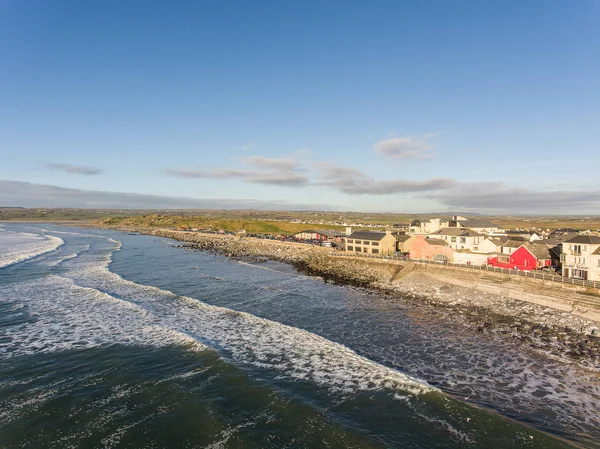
top-left (593, 247), bottom-right (600, 255)
top-left (397, 235), bottom-right (411, 242)
top-left (525, 242), bottom-right (553, 259)
top-left (456, 219), bottom-right (500, 228)
top-left (486, 237), bottom-right (508, 246)
top-left (347, 231), bottom-right (388, 241)
top-left (430, 228), bottom-right (483, 237)
top-left (564, 235), bottom-right (600, 244)
top-left (503, 239), bottom-right (526, 248)
top-left (424, 238), bottom-right (449, 246)
top-left (541, 238), bottom-right (562, 247)
top-left (315, 229), bottom-right (345, 237)
top-left (486, 237), bottom-right (503, 246)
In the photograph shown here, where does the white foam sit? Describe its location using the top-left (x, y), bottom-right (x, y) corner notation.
top-left (0, 275), bottom-right (207, 358)
top-left (0, 230), bottom-right (64, 269)
top-left (2, 234), bottom-right (433, 398)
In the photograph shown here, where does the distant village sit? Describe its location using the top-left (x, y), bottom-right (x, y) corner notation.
top-left (291, 215), bottom-right (600, 282)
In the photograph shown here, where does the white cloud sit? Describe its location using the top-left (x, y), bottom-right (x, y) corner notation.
top-left (372, 136), bottom-right (434, 160)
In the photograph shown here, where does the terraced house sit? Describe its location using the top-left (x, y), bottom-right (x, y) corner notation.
top-left (561, 235), bottom-right (600, 281)
top-left (345, 230), bottom-right (397, 255)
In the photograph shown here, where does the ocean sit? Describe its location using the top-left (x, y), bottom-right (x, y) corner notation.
top-left (1, 223), bottom-right (599, 448)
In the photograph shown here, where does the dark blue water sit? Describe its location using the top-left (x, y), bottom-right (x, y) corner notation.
top-left (1, 224), bottom-right (599, 448)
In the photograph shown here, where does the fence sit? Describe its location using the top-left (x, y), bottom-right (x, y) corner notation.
top-left (331, 251), bottom-right (600, 290)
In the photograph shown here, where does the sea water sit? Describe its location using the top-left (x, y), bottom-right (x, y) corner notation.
top-left (1, 223), bottom-right (599, 448)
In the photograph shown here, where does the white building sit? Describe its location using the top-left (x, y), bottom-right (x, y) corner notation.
top-left (448, 216), bottom-right (505, 235)
top-left (429, 228), bottom-right (484, 251)
top-left (409, 218), bottom-right (448, 235)
top-left (561, 235), bottom-right (600, 281)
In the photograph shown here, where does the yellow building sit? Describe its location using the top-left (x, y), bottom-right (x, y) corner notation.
top-left (345, 230), bottom-right (397, 255)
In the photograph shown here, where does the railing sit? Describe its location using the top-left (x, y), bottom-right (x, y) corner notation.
top-left (331, 251), bottom-right (600, 290)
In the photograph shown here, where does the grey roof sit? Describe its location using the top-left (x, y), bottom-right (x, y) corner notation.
top-left (424, 238), bottom-right (449, 246)
top-left (315, 229), bottom-right (345, 237)
top-left (486, 237), bottom-right (504, 246)
top-left (525, 242), bottom-right (553, 259)
top-left (564, 235), bottom-right (600, 244)
top-left (541, 238), bottom-right (562, 247)
top-left (457, 219), bottom-right (500, 228)
top-left (503, 239), bottom-right (526, 248)
top-left (347, 231), bottom-right (388, 241)
top-left (397, 235), bottom-right (411, 242)
top-left (430, 228), bottom-right (483, 237)
top-left (487, 236), bottom-right (510, 245)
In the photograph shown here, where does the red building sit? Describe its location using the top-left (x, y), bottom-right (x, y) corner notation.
top-left (487, 243), bottom-right (556, 271)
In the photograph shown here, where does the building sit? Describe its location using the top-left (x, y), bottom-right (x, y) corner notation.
top-left (428, 228), bottom-right (484, 251)
top-left (591, 247), bottom-right (600, 282)
top-left (561, 235), bottom-right (600, 281)
top-left (408, 218), bottom-right (448, 235)
top-left (478, 236), bottom-right (508, 254)
top-left (396, 235), bottom-right (413, 254)
top-left (448, 216), bottom-right (504, 235)
top-left (407, 236), bottom-right (453, 261)
top-left (345, 230), bottom-right (397, 255)
top-left (295, 230), bottom-right (345, 241)
top-left (498, 239), bottom-right (529, 255)
top-left (487, 242), bottom-right (558, 271)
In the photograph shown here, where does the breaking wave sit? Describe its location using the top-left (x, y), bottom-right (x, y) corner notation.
top-left (0, 230), bottom-right (64, 269)
top-left (0, 233), bottom-right (432, 398)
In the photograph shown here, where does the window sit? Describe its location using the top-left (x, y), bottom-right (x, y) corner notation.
top-left (498, 255), bottom-right (510, 263)
top-left (364, 241), bottom-right (370, 245)
top-left (574, 245), bottom-right (582, 255)
top-left (460, 237), bottom-right (466, 243)
top-left (372, 249), bottom-right (379, 254)
top-left (451, 237), bottom-right (457, 242)
top-left (560, 254), bottom-right (566, 262)
top-left (372, 242), bottom-right (379, 246)
top-left (356, 247), bottom-right (361, 253)
top-left (597, 259), bottom-right (600, 267)
top-left (347, 246), bottom-right (353, 251)
top-left (347, 239), bottom-right (353, 244)
top-left (473, 247), bottom-right (478, 251)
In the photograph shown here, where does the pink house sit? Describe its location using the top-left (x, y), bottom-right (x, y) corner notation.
top-left (408, 236), bottom-right (454, 262)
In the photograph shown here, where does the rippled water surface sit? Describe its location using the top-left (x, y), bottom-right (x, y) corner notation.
top-left (1, 224), bottom-right (599, 448)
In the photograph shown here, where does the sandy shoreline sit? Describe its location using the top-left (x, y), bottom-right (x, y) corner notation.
top-left (97, 225), bottom-right (600, 371)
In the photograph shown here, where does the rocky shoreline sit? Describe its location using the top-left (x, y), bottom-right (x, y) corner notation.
top-left (100, 226), bottom-right (600, 371)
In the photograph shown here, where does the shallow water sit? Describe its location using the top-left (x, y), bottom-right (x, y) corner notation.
top-left (0, 224), bottom-right (598, 448)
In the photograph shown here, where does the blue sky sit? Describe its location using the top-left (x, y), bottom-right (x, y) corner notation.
top-left (1, 1), bottom-right (599, 213)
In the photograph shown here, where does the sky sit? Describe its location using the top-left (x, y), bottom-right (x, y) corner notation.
top-left (1, 0), bottom-right (599, 214)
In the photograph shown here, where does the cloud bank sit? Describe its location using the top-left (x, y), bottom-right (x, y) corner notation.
top-left (0, 180), bottom-right (327, 210)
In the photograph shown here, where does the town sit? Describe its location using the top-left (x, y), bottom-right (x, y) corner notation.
top-left (279, 215), bottom-right (600, 283)
top-left (172, 213), bottom-right (600, 283)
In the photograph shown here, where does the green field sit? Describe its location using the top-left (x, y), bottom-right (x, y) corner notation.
top-left (2, 208), bottom-right (599, 233)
